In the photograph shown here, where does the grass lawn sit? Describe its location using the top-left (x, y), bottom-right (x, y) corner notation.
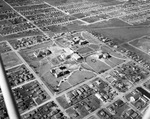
top-left (85, 55), bottom-right (111, 73)
top-left (68, 70), bottom-right (96, 86)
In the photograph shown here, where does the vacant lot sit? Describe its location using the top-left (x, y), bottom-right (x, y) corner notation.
top-left (129, 36), bottom-right (150, 55)
top-left (1, 51), bottom-right (22, 69)
top-left (68, 70), bottom-right (96, 86)
top-left (87, 18), bottom-right (131, 29)
top-left (88, 26), bottom-right (150, 45)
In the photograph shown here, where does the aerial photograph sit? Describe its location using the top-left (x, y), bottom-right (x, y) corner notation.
top-left (0, 0), bottom-right (150, 119)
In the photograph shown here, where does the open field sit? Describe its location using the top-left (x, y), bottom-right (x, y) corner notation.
top-left (89, 26), bottom-right (150, 45)
top-left (67, 70), bottom-right (96, 86)
top-left (86, 18), bottom-right (131, 29)
top-left (0, 0), bottom-right (12, 11)
top-left (1, 51), bottom-right (22, 69)
top-left (85, 55), bottom-right (111, 73)
top-left (129, 36), bottom-right (150, 55)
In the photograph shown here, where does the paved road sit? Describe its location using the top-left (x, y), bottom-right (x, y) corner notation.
top-left (2, 1), bottom-right (150, 119)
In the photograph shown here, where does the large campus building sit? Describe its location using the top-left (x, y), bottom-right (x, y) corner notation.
top-left (1, 0), bottom-right (150, 119)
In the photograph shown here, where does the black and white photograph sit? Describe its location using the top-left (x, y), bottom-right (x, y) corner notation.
top-left (0, 0), bottom-right (150, 119)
